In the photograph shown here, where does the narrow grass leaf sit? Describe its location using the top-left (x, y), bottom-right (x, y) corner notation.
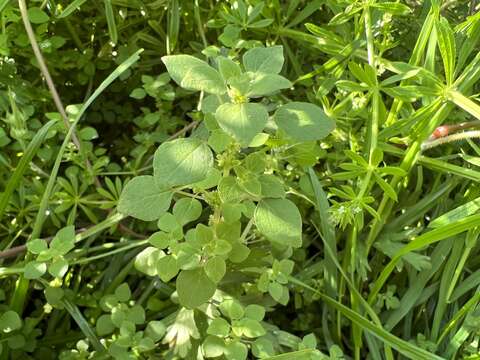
top-left (104, 0), bottom-right (118, 45)
top-left (57, 0), bottom-right (88, 18)
top-left (429, 196), bottom-right (480, 228)
top-left (288, 276), bottom-right (445, 360)
top-left (308, 168), bottom-right (337, 295)
top-left (62, 297), bottom-right (105, 352)
top-left (369, 213), bottom-right (480, 304)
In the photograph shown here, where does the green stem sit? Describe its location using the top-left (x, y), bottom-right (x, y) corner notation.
top-left (364, 5), bottom-right (375, 67)
top-left (69, 240), bottom-right (148, 265)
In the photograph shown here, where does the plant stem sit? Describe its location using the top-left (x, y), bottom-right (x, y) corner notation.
top-left (17, 0), bottom-right (92, 180)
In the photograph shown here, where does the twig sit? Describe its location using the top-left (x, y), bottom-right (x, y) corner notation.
top-left (421, 130), bottom-right (480, 150)
top-left (167, 121), bottom-right (199, 141)
top-left (18, 0), bottom-right (100, 188)
top-left (0, 227), bottom-right (86, 260)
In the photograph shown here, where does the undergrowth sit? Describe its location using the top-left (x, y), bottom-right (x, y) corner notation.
top-left (1, 0), bottom-right (480, 359)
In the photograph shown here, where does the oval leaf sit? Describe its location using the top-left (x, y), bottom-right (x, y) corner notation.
top-left (242, 46), bottom-right (284, 74)
top-left (215, 102), bottom-right (268, 146)
top-left (118, 176), bottom-right (172, 221)
top-left (176, 268), bottom-right (216, 308)
top-left (162, 55), bottom-right (226, 94)
top-left (154, 138), bottom-right (213, 189)
top-left (274, 102), bottom-right (335, 142)
top-left (254, 198), bottom-right (302, 248)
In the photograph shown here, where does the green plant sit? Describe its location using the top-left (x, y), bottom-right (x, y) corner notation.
top-left (1, 0), bottom-right (480, 359)
top-left (115, 45), bottom-right (335, 358)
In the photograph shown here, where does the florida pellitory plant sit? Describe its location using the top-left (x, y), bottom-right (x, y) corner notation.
top-left (117, 45), bottom-right (335, 357)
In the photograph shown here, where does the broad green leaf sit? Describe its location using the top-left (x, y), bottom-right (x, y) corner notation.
top-left (27, 239), bottom-right (48, 254)
top-left (215, 102), bottom-right (268, 146)
top-left (274, 102), bottom-right (335, 142)
top-left (209, 129), bottom-right (233, 153)
top-left (202, 335), bottom-right (226, 357)
top-left (254, 198), bottom-right (302, 248)
top-left (148, 231), bottom-right (170, 248)
top-left (173, 198), bottom-right (202, 225)
top-left (44, 287), bottom-right (65, 309)
top-left (153, 138), bottom-right (213, 189)
top-left (24, 261), bottom-right (47, 279)
top-left (50, 225), bottom-right (75, 255)
top-left (246, 73), bottom-right (292, 97)
top-left (96, 314), bottom-right (115, 336)
top-left (205, 257), bottom-right (226, 283)
top-left (243, 46), bottom-right (284, 74)
top-left (220, 299), bottom-right (244, 320)
top-left (134, 247), bottom-right (163, 276)
top-left (252, 337), bottom-right (275, 358)
top-left (118, 176), bottom-right (172, 221)
top-left (156, 255), bottom-right (179, 282)
top-left (130, 88), bottom-right (146, 99)
top-left (224, 341), bottom-right (248, 360)
top-left (145, 321), bottom-right (166, 342)
top-left (162, 55), bottom-right (226, 94)
top-left (268, 282), bottom-right (285, 302)
top-left (233, 318), bottom-right (266, 338)
top-left (0, 311), bottom-right (21, 333)
top-left (208, 318), bottom-right (231, 337)
top-left (259, 175), bottom-right (285, 198)
top-left (245, 305), bottom-right (265, 321)
top-left (27, 7), bottom-right (49, 24)
top-left (114, 283), bottom-right (131, 302)
top-left (217, 57), bottom-right (242, 81)
top-left (48, 257), bottom-right (69, 278)
top-left (157, 213), bottom-right (181, 233)
top-left (218, 177), bottom-right (244, 203)
top-left (176, 268), bottom-right (216, 308)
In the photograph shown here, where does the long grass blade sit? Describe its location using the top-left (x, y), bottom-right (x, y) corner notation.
top-left (368, 213), bottom-right (480, 304)
top-left (288, 276), bottom-right (445, 360)
top-left (57, 0), bottom-right (88, 18)
top-left (104, 0), bottom-right (118, 45)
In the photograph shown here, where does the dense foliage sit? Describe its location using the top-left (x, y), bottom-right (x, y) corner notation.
top-left (1, 0), bottom-right (480, 359)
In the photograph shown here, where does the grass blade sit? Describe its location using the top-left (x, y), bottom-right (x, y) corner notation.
top-left (368, 213), bottom-right (480, 304)
top-left (104, 0), bottom-right (118, 45)
top-left (288, 276), bottom-right (445, 360)
top-left (385, 240), bottom-right (453, 331)
top-left (57, 0), bottom-right (88, 18)
top-left (166, 0), bottom-right (179, 54)
top-left (308, 168), bottom-right (337, 295)
top-left (62, 297), bottom-right (105, 352)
